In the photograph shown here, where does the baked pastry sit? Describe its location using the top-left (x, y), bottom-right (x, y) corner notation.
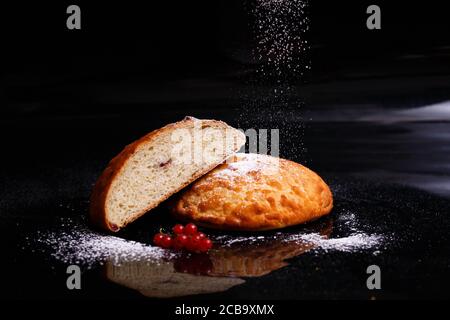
top-left (171, 153), bottom-right (333, 231)
top-left (90, 117), bottom-right (246, 232)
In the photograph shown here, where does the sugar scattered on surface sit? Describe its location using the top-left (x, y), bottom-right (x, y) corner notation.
top-left (29, 206), bottom-right (386, 271)
top-left (337, 210), bottom-right (362, 232)
top-left (217, 231), bottom-right (384, 253)
top-left (287, 232), bottom-right (384, 253)
top-left (215, 208), bottom-right (386, 253)
top-left (32, 218), bottom-right (172, 268)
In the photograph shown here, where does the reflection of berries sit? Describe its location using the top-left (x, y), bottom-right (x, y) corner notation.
top-left (152, 223), bottom-right (213, 253)
top-left (174, 253), bottom-right (213, 275)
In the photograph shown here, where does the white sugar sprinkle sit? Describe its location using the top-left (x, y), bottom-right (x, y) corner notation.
top-left (216, 230), bottom-right (384, 253)
top-left (32, 218), bottom-right (172, 268)
top-left (286, 232), bottom-right (384, 253)
top-left (215, 208), bottom-right (386, 253)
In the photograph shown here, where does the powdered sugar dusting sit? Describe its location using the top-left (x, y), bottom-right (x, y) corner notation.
top-left (215, 209), bottom-right (386, 253)
top-left (216, 231), bottom-right (384, 253)
top-left (215, 153), bottom-right (280, 179)
top-left (287, 232), bottom-right (384, 252)
top-left (31, 218), bottom-right (172, 268)
top-left (28, 206), bottom-right (386, 271)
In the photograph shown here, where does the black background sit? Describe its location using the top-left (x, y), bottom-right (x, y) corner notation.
top-left (2, 1), bottom-right (450, 117)
top-left (1, 0), bottom-right (450, 304)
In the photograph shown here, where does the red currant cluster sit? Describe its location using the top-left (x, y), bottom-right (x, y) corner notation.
top-left (153, 223), bottom-right (213, 253)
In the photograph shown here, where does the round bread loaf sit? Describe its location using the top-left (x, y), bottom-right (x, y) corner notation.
top-left (171, 153), bottom-right (333, 231)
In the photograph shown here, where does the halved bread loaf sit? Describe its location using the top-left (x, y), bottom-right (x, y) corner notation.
top-left (90, 117), bottom-right (246, 232)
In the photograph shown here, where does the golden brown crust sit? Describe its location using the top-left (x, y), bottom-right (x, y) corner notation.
top-left (90, 116), bottom-right (242, 232)
top-left (171, 153), bottom-right (333, 231)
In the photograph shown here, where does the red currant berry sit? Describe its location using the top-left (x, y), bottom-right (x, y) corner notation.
top-left (153, 233), bottom-right (165, 246)
top-left (161, 235), bottom-right (173, 248)
top-left (172, 224), bottom-right (184, 235)
top-left (197, 232), bottom-right (206, 240)
top-left (199, 238), bottom-right (213, 252)
top-left (187, 234), bottom-right (202, 252)
top-left (173, 234), bottom-right (189, 250)
top-left (184, 223), bottom-right (198, 235)
top-left (205, 239), bottom-right (213, 250)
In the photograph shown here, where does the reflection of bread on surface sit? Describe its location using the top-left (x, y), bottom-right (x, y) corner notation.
top-left (210, 241), bottom-right (314, 277)
top-left (172, 153), bottom-right (333, 231)
top-left (105, 260), bottom-right (244, 298)
top-left (105, 220), bottom-right (333, 298)
top-left (210, 219), bottom-right (333, 277)
top-left (90, 117), bottom-right (245, 232)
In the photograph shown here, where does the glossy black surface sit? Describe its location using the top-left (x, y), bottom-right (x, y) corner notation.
top-left (2, 1), bottom-right (450, 301)
top-left (1, 96), bottom-right (450, 299)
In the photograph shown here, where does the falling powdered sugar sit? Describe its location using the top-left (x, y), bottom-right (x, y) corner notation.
top-left (253, 0), bottom-right (310, 80)
top-left (32, 218), bottom-right (172, 268)
top-left (237, 1), bottom-right (310, 158)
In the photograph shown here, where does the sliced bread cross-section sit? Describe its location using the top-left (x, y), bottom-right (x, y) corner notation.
top-left (90, 117), bottom-right (245, 232)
